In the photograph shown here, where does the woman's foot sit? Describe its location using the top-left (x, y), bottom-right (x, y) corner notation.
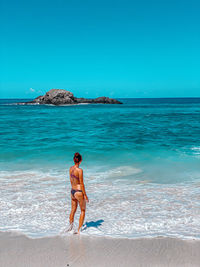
top-left (73, 227), bottom-right (81, 234)
top-left (60, 222), bottom-right (73, 234)
top-left (66, 222), bottom-right (74, 232)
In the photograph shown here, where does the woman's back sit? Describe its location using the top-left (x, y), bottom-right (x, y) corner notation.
top-left (70, 166), bottom-right (80, 186)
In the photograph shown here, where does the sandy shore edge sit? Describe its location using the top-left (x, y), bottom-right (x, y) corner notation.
top-left (0, 232), bottom-right (200, 267)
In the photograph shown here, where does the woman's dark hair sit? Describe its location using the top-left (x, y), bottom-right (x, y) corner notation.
top-left (73, 152), bottom-right (82, 163)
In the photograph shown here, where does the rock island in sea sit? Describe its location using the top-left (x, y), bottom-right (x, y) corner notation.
top-left (18, 89), bottom-right (122, 105)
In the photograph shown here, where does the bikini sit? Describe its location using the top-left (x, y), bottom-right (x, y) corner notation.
top-left (70, 167), bottom-right (82, 198)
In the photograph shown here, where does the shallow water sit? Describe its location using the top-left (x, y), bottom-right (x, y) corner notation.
top-left (0, 98), bottom-right (200, 238)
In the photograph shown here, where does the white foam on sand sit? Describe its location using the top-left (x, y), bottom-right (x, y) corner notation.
top-left (0, 167), bottom-right (200, 239)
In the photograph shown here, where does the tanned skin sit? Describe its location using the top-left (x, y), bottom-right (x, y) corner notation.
top-left (69, 160), bottom-right (89, 233)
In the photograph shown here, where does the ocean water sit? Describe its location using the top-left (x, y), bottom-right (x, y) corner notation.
top-left (0, 98), bottom-right (200, 239)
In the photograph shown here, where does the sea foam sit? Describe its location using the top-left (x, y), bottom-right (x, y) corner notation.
top-left (1, 167), bottom-right (200, 239)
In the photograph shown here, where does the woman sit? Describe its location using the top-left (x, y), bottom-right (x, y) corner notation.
top-left (68, 152), bottom-right (89, 234)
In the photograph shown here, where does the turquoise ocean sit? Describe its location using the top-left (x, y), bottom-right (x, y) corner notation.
top-left (0, 98), bottom-right (200, 239)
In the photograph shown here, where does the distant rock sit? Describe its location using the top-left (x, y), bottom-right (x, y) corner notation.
top-left (18, 89), bottom-right (122, 105)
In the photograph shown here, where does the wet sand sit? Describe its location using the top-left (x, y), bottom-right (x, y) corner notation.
top-left (0, 232), bottom-right (200, 267)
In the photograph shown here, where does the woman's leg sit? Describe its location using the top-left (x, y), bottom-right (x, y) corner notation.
top-left (69, 196), bottom-right (78, 224)
top-left (75, 193), bottom-right (86, 233)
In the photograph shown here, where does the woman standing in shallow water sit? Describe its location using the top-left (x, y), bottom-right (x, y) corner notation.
top-left (68, 153), bottom-right (89, 233)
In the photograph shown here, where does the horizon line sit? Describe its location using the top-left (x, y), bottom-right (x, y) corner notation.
top-left (1, 96), bottom-right (200, 100)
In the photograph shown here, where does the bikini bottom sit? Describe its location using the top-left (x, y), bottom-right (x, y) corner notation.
top-left (71, 188), bottom-right (82, 198)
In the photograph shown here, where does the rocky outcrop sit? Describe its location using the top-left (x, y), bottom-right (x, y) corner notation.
top-left (18, 89), bottom-right (122, 105)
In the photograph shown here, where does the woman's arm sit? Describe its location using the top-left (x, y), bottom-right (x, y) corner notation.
top-left (79, 169), bottom-right (89, 202)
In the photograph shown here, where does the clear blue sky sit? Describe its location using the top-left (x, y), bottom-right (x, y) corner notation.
top-left (0, 0), bottom-right (200, 98)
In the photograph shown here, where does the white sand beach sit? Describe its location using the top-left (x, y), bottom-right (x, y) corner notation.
top-left (0, 232), bottom-right (200, 267)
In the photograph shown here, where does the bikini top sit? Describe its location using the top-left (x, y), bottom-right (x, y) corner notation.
top-left (70, 167), bottom-right (80, 182)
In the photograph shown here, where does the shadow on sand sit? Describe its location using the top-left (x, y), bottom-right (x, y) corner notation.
top-left (82, 220), bottom-right (104, 231)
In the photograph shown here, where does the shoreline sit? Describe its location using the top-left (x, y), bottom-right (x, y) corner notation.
top-left (1, 232), bottom-right (200, 267)
top-left (1, 229), bottom-right (200, 241)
